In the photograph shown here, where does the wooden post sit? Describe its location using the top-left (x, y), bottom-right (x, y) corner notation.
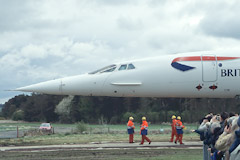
top-left (17, 126), bottom-right (19, 138)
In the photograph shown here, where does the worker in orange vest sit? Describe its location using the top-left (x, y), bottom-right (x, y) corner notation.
top-left (170, 115), bottom-right (177, 142)
top-left (175, 116), bottom-right (185, 145)
top-left (140, 117), bottom-right (151, 145)
top-left (127, 116), bottom-right (135, 143)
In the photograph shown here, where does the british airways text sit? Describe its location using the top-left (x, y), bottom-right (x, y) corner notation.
top-left (221, 69), bottom-right (240, 77)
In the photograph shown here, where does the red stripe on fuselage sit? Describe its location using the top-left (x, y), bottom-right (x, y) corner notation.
top-left (216, 57), bottom-right (240, 61)
top-left (172, 57), bottom-right (201, 63)
top-left (172, 56), bottom-right (240, 63)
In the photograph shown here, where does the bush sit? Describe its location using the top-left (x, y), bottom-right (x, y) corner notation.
top-left (12, 110), bottom-right (24, 121)
top-left (76, 121), bottom-right (88, 133)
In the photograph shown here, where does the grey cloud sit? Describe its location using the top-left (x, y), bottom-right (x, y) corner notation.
top-left (0, 0), bottom-right (73, 36)
top-left (184, 1), bottom-right (240, 39)
top-left (200, 13), bottom-right (240, 39)
top-left (0, 0), bottom-right (35, 31)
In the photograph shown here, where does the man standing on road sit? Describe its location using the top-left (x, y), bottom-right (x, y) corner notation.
top-left (127, 116), bottom-right (135, 143)
top-left (140, 117), bottom-right (151, 145)
top-left (175, 116), bottom-right (185, 145)
top-left (170, 115), bottom-right (177, 142)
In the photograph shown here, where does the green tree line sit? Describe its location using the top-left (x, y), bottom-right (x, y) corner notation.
top-left (2, 94), bottom-right (240, 124)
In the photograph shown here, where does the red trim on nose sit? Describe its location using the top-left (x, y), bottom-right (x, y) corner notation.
top-left (172, 56), bottom-right (201, 63)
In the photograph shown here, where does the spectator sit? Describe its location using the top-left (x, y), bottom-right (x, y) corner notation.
top-left (215, 116), bottom-right (239, 160)
top-left (192, 114), bottom-right (212, 160)
top-left (229, 116), bottom-right (240, 160)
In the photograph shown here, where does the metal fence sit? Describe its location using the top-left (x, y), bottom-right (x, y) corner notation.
top-left (0, 125), bottom-right (75, 139)
top-left (0, 126), bottom-right (25, 139)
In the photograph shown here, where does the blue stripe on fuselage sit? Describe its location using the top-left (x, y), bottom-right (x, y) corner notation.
top-left (171, 62), bottom-right (195, 72)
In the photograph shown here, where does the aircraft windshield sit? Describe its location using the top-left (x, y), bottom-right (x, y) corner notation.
top-left (89, 64), bottom-right (117, 74)
top-left (89, 63), bottom-right (136, 74)
top-left (128, 63), bottom-right (135, 70)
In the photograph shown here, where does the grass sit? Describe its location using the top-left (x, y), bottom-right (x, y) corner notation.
top-left (0, 122), bottom-right (200, 146)
top-left (0, 122), bottom-right (202, 160)
top-left (0, 121), bottom-right (199, 130)
top-left (0, 133), bottom-right (200, 146)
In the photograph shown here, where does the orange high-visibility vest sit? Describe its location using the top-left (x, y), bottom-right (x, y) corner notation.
top-left (175, 120), bottom-right (185, 129)
top-left (140, 120), bottom-right (148, 130)
top-left (127, 120), bottom-right (135, 129)
top-left (171, 119), bottom-right (177, 129)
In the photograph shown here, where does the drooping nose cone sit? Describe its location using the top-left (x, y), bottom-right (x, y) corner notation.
top-left (15, 79), bottom-right (63, 95)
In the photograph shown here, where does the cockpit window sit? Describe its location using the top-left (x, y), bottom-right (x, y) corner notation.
top-left (119, 64), bottom-right (127, 71)
top-left (127, 63), bottom-right (135, 70)
top-left (89, 64), bottom-right (116, 74)
top-left (101, 66), bottom-right (116, 73)
top-left (89, 63), bottom-right (136, 74)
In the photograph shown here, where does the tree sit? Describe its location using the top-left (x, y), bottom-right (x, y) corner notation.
top-left (3, 93), bottom-right (240, 124)
top-left (55, 95), bottom-right (74, 123)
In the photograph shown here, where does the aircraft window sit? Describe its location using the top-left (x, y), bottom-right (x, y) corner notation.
top-left (89, 64), bottom-right (116, 74)
top-left (119, 64), bottom-right (127, 70)
top-left (101, 66), bottom-right (116, 73)
top-left (127, 63), bottom-right (135, 70)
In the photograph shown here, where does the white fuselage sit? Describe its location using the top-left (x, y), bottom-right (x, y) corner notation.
top-left (16, 50), bottom-right (240, 98)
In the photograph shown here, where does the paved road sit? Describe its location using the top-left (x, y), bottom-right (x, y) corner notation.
top-left (0, 141), bottom-right (202, 152)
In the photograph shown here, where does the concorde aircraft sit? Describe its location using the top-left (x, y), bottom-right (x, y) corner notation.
top-left (15, 50), bottom-right (240, 98)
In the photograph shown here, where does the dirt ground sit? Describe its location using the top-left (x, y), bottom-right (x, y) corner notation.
top-left (0, 148), bottom-right (202, 160)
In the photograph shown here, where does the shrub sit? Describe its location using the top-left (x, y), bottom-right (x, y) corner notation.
top-left (12, 110), bottom-right (24, 121)
top-left (76, 121), bottom-right (88, 133)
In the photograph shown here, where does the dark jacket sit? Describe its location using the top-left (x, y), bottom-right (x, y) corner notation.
top-left (194, 129), bottom-right (205, 141)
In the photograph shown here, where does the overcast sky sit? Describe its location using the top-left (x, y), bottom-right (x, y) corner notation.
top-left (1, 0), bottom-right (240, 104)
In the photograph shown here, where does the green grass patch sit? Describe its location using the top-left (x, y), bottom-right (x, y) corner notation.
top-left (0, 133), bottom-right (200, 146)
top-left (0, 122), bottom-right (200, 146)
